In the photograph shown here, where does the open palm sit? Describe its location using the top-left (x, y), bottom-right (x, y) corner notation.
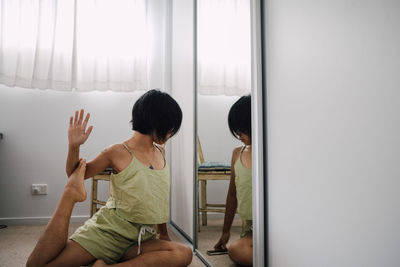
top-left (68, 109), bottom-right (93, 146)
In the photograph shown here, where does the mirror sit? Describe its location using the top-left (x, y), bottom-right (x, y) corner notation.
top-left (194, 0), bottom-right (253, 265)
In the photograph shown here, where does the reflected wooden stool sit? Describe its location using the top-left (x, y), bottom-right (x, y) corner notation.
top-left (198, 170), bottom-right (231, 226)
top-left (197, 138), bottom-right (231, 229)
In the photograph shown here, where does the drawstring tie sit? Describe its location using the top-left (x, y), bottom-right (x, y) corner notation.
top-left (137, 225), bottom-right (157, 255)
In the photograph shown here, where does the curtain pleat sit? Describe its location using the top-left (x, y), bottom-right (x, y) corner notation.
top-left (0, 0), bottom-right (160, 92)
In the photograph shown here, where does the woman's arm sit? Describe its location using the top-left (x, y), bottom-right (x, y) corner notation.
top-left (66, 110), bottom-right (93, 177)
top-left (155, 145), bottom-right (171, 240)
top-left (214, 148), bottom-right (240, 250)
top-left (221, 170), bottom-right (238, 234)
top-left (83, 148), bottom-right (113, 179)
top-left (66, 109), bottom-right (113, 179)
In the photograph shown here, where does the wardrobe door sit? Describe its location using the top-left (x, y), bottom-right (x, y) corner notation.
top-left (169, 0), bottom-right (196, 241)
top-left (265, 1), bottom-right (400, 266)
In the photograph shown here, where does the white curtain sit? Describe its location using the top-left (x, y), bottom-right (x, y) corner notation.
top-left (0, 0), bottom-right (169, 92)
top-left (198, 0), bottom-right (251, 96)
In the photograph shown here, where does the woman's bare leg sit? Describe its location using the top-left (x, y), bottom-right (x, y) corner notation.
top-left (26, 159), bottom-right (96, 267)
top-left (92, 239), bottom-right (193, 267)
top-left (228, 235), bottom-right (253, 266)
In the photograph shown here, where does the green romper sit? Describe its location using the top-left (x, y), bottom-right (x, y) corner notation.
top-left (70, 144), bottom-right (170, 264)
top-left (234, 146), bottom-right (253, 237)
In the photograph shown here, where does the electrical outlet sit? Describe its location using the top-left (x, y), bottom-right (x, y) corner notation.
top-left (31, 184), bottom-right (48, 195)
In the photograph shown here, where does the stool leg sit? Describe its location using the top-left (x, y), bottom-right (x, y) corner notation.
top-left (201, 180), bottom-right (207, 226)
top-left (198, 205), bottom-right (201, 232)
top-left (198, 181), bottom-right (201, 232)
top-left (91, 178), bottom-right (98, 217)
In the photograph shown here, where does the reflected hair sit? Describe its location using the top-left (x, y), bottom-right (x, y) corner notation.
top-left (130, 89), bottom-right (183, 141)
top-left (228, 95), bottom-right (251, 140)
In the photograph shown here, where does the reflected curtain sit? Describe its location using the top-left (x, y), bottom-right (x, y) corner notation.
top-left (198, 0), bottom-right (251, 96)
top-left (0, 0), bottom-right (168, 92)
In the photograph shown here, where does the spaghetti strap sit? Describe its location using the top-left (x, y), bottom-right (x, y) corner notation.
top-left (154, 144), bottom-right (167, 167)
top-left (240, 145), bottom-right (246, 154)
top-left (122, 143), bottom-right (133, 155)
top-left (154, 144), bottom-right (163, 155)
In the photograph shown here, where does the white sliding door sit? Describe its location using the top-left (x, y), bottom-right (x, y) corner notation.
top-left (169, 0), bottom-right (195, 240)
top-left (265, 1), bottom-right (400, 266)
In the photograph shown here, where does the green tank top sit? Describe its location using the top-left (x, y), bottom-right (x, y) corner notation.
top-left (234, 146), bottom-right (252, 220)
top-left (105, 143), bottom-right (170, 224)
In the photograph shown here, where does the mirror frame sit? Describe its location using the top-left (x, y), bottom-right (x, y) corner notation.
top-left (251, 0), bottom-right (266, 266)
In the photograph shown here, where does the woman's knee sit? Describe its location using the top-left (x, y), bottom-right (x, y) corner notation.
top-left (228, 239), bottom-right (241, 256)
top-left (228, 239), bottom-right (252, 266)
top-left (26, 256), bottom-right (39, 267)
top-left (171, 243), bottom-right (193, 266)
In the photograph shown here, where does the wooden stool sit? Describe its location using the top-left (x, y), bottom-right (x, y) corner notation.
top-left (198, 170), bottom-right (231, 226)
top-left (197, 139), bottom-right (231, 229)
top-left (90, 168), bottom-right (114, 217)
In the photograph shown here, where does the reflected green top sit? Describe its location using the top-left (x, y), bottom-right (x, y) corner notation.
top-left (235, 146), bottom-right (252, 220)
top-left (105, 144), bottom-right (170, 224)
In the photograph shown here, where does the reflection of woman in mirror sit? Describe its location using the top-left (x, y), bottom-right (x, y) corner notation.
top-left (214, 95), bottom-right (252, 266)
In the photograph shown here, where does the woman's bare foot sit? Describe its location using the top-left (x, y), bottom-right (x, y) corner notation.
top-left (64, 159), bottom-right (87, 202)
top-left (92, 259), bottom-right (108, 267)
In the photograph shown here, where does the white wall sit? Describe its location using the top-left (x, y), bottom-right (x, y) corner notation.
top-left (198, 95), bottom-right (241, 206)
top-left (0, 1), bottom-right (172, 225)
top-left (266, 0), bottom-right (400, 266)
top-left (0, 85), bottom-right (143, 223)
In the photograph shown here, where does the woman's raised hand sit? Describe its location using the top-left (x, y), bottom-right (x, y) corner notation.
top-left (68, 109), bottom-right (93, 147)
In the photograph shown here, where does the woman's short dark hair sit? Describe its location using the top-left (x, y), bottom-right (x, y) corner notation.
top-left (228, 95), bottom-right (251, 140)
top-left (131, 89), bottom-right (183, 141)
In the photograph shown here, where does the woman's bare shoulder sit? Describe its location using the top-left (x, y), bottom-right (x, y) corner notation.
top-left (231, 146), bottom-right (243, 162)
top-left (101, 143), bottom-right (128, 157)
top-left (232, 145), bottom-right (243, 154)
